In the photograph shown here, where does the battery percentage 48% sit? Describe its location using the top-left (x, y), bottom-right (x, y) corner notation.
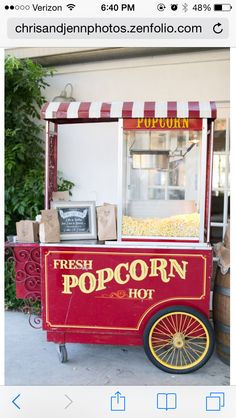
top-left (193, 4), bottom-right (212, 11)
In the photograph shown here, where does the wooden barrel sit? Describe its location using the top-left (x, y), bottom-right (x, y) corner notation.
top-left (213, 268), bottom-right (230, 365)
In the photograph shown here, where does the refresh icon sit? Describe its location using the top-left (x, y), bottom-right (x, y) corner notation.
top-left (213, 22), bottom-right (224, 34)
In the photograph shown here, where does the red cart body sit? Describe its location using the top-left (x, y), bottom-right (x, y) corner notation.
top-left (41, 244), bottom-right (212, 345)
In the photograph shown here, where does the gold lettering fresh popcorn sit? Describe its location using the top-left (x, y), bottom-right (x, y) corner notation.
top-left (122, 213), bottom-right (200, 237)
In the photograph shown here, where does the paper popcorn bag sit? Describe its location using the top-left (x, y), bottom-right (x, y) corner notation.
top-left (52, 191), bottom-right (70, 201)
top-left (16, 220), bottom-right (39, 243)
top-left (96, 204), bottom-right (117, 241)
top-left (39, 209), bottom-right (60, 243)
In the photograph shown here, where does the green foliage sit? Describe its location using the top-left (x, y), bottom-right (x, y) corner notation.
top-left (5, 56), bottom-right (75, 310)
top-left (5, 55), bottom-right (54, 235)
top-left (57, 174), bottom-right (75, 196)
top-left (5, 259), bottom-right (41, 312)
top-left (5, 260), bottom-right (25, 310)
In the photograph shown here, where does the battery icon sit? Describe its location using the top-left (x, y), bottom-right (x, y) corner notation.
top-left (214, 4), bottom-right (232, 11)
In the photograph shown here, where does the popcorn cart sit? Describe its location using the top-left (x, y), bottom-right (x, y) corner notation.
top-left (14, 101), bottom-right (217, 374)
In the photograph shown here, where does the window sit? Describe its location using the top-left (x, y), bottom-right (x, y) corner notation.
top-left (211, 118), bottom-right (230, 244)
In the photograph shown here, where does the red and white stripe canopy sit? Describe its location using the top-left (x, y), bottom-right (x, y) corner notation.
top-left (41, 101), bottom-right (217, 121)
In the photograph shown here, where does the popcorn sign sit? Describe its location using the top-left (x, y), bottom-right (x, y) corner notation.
top-left (123, 118), bottom-right (202, 130)
top-left (52, 257), bottom-right (188, 296)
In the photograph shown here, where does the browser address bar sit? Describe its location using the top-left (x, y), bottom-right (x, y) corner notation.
top-left (8, 18), bottom-right (229, 39)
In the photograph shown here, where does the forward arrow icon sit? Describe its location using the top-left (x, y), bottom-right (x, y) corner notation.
top-left (65, 394), bottom-right (73, 409)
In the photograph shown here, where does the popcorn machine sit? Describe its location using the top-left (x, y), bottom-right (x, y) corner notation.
top-left (15, 101), bottom-right (217, 374)
top-left (122, 117), bottom-right (206, 241)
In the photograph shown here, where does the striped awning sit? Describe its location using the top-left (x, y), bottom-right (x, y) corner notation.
top-left (41, 101), bottom-right (217, 121)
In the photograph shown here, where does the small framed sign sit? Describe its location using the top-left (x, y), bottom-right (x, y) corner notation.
top-left (51, 201), bottom-right (97, 240)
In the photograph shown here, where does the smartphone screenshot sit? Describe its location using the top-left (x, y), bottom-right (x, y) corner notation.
top-left (1, 0), bottom-right (235, 416)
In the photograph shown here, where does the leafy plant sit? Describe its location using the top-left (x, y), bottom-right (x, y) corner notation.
top-left (5, 56), bottom-right (75, 310)
top-left (5, 259), bottom-right (25, 310)
top-left (57, 174), bottom-right (75, 196)
top-left (5, 55), bottom-right (54, 235)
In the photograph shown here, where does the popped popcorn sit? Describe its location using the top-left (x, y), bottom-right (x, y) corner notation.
top-left (122, 212), bottom-right (200, 237)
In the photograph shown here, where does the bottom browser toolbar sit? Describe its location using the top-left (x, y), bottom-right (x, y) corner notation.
top-left (0, 386), bottom-right (234, 417)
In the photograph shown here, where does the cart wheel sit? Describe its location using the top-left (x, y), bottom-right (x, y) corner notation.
top-left (144, 306), bottom-right (215, 374)
top-left (57, 344), bottom-right (68, 363)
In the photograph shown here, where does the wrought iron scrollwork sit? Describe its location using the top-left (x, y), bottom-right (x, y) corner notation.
top-left (5, 243), bottom-right (42, 329)
top-left (22, 293), bottom-right (42, 329)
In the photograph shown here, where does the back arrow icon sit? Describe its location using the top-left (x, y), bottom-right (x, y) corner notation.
top-left (12, 394), bottom-right (21, 410)
top-left (65, 394), bottom-right (73, 409)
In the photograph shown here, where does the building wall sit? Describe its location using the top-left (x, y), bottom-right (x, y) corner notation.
top-left (45, 49), bottom-right (229, 102)
top-left (43, 49), bottom-right (230, 205)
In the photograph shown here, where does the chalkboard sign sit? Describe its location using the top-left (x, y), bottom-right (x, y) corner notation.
top-left (58, 207), bottom-right (90, 233)
top-left (51, 201), bottom-right (97, 240)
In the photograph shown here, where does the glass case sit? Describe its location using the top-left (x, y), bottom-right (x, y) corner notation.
top-left (122, 127), bottom-right (203, 239)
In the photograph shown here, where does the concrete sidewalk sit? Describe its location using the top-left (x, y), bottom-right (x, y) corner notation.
top-left (5, 311), bottom-right (230, 386)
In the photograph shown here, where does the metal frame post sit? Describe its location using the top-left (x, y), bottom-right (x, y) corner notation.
top-left (44, 121), bottom-right (58, 209)
top-left (117, 118), bottom-right (124, 241)
top-left (206, 121), bottom-right (214, 243)
top-left (45, 121), bottom-right (50, 209)
top-left (199, 119), bottom-right (208, 242)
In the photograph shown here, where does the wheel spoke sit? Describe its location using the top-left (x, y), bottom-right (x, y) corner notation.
top-left (157, 321), bottom-right (171, 334)
top-left (181, 349), bottom-right (188, 366)
top-left (178, 314), bottom-right (183, 333)
top-left (168, 314), bottom-right (178, 333)
top-left (168, 347), bottom-right (176, 366)
top-left (179, 314), bottom-right (188, 333)
top-left (185, 323), bottom-right (204, 337)
top-left (153, 328), bottom-right (172, 338)
top-left (175, 348), bottom-right (180, 366)
top-left (154, 322), bottom-right (173, 336)
top-left (182, 345), bottom-right (193, 364)
top-left (185, 343), bottom-right (204, 355)
top-left (182, 345), bottom-right (198, 363)
top-left (187, 334), bottom-right (206, 339)
top-left (151, 336), bottom-right (171, 342)
top-left (186, 341), bottom-right (206, 351)
top-left (165, 315), bottom-right (177, 333)
top-left (158, 345), bottom-right (175, 361)
top-left (175, 314), bottom-right (181, 333)
top-left (186, 339), bottom-right (206, 347)
top-left (152, 342), bottom-right (172, 349)
top-left (166, 349), bottom-right (174, 365)
top-left (156, 319), bottom-right (173, 334)
top-left (183, 317), bottom-right (196, 334)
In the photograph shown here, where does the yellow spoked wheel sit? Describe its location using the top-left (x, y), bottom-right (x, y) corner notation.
top-left (144, 306), bottom-right (215, 374)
